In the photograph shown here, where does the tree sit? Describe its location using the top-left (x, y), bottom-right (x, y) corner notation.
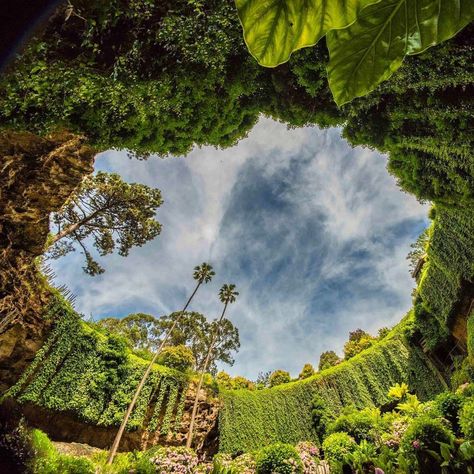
top-left (156, 345), bottom-right (195, 372)
top-left (217, 371), bottom-right (255, 390)
top-left (318, 351), bottom-right (341, 371)
top-left (186, 283), bottom-right (239, 448)
top-left (96, 313), bottom-right (161, 352)
top-left (343, 329), bottom-right (375, 360)
top-left (407, 228), bottom-right (429, 274)
top-left (107, 262), bottom-right (215, 465)
top-left (154, 311), bottom-right (240, 373)
top-left (256, 371), bottom-right (272, 389)
top-left (299, 363), bottom-right (315, 380)
top-left (269, 370), bottom-right (291, 387)
top-left (48, 172), bottom-right (162, 275)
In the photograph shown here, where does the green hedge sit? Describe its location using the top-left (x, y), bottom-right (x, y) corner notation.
top-left (416, 204), bottom-right (474, 347)
top-left (5, 296), bottom-right (188, 435)
top-left (219, 324), bottom-right (444, 454)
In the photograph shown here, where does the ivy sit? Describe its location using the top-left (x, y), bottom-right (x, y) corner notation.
top-left (219, 324), bottom-right (443, 454)
top-left (7, 295), bottom-right (187, 435)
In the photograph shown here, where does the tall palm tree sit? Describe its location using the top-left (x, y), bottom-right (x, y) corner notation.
top-left (107, 263), bottom-right (215, 464)
top-left (186, 283), bottom-right (239, 449)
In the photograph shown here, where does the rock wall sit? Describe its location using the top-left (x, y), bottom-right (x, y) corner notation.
top-left (0, 130), bottom-right (95, 391)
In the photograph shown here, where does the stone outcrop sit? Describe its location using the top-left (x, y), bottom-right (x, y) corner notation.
top-left (0, 130), bottom-right (95, 391)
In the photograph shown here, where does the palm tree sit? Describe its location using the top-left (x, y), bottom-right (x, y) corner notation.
top-left (186, 283), bottom-right (239, 449)
top-left (107, 263), bottom-right (215, 464)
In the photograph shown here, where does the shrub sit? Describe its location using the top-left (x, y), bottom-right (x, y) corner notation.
top-left (328, 408), bottom-right (376, 443)
top-left (157, 345), bottom-right (195, 372)
top-left (30, 429), bottom-right (94, 474)
top-left (256, 443), bottom-right (303, 474)
top-left (149, 446), bottom-right (198, 473)
top-left (318, 351), bottom-right (341, 371)
top-left (295, 441), bottom-right (320, 473)
top-left (321, 432), bottom-right (357, 467)
top-left (269, 370), bottom-right (291, 388)
top-left (401, 416), bottom-right (454, 454)
top-left (434, 391), bottom-right (463, 435)
top-left (460, 398), bottom-right (474, 439)
top-left (298, 364), bottom-right (315, 380)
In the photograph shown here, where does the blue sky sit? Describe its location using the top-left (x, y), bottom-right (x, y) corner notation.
top-left (50, 118), bottom-right (428, 379)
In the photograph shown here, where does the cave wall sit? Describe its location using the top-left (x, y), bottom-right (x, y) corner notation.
top-left (0, 130), bottom-right (95, 391)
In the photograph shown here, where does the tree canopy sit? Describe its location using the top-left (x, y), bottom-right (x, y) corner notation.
top-left (48, 172), bottom-right (162, 275)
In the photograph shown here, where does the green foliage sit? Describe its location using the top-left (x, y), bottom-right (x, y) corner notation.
top-left (217, 371), bottom-right (256, 390)
top-left (298, 364), bottom-right (315, 380)
top-left (6, 295), bottom-right (188, 436)
top-left (388, 382), bottom-right (409, 400)
top-left (157, 345), bottom-right (195, 372)
top-left (321, 432), bottom-right (356, 468)
top-left (311, 395), bottom-right (330, 442)
top-left (269, 370), bottom-right (291, 387)
top-left (219, 325), bottom-right (443, 453)
top-left (327, 0), bottom-right (474, 104)
top-left (236, 0), bottom-right (474, 104)
top-left (234, 0), bottom-right (375, 68)
top-left (460, 398), bottom-right (474, 440)
top-left (30, 429), bottom-right (95, 474)
top-left (343, 329), bottom-right (376, 360)
top-left (328, 408), bottom-right (377, 443)
top-left (255, 443), bottom-right (303, 474)
top-left (434, 391), bottom-right (463, 436)
top-left (48, 172), bottom-right (162, 275)
top-left (318, 351), bottom-right (341, 371)
top-left (401, 416), bottom-right (454, 455)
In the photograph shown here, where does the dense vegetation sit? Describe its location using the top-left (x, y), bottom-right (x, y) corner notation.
top-left (0, 0), bottom-right (473, 472)
top-left (218, 318), bottom-right (446, 454)
top-left (4, 295), bottom-right (190, 435)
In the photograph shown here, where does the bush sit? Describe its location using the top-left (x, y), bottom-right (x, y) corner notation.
top-left (328, 408), bottom-right (376, 443)
top-left (321, 432), bottom-right (356, 466)
top-left (401, 416), bottom-right (454, 454)
top-left (434, 391), bottom-right (463, 435)
top-left (30, 429), bottom-right (95, 474)
top-left (269, 370), bottom-right (291, 388)
top-left (157, 345), bottom-right (195, 372)
top-left (460, 398), bottom-right (474, 439)
top-left (295, 441), bottom-right (320, 473)
top-left (149, 446), bottom-right (198, 473)
top-left (298, 364), bottom-right (315, 380)
top-left (256, 443), bottom-right (303, 474)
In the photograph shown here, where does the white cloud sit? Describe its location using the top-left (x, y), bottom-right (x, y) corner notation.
top-left (51, 118), bottom-right (427, 379)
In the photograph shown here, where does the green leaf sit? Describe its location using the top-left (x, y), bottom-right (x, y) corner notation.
top-left (234, 0), bottom-right (380, 67)
top-left (327, 0), bottom-right (474, 105)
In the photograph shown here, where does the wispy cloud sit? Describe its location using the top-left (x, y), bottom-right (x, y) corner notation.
top-left (51, 118), bottom-right (427, 379)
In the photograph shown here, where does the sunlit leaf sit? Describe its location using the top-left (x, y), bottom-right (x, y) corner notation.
top-left (327, 0), bottom-right (474, 105)
top-left (235, 0), bottom-right (380, 67)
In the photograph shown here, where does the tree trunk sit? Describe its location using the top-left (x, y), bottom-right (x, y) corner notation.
top-left (186, 303), bottom-right (227, 449)
top-left (107, 281), bottom-right (202, 465)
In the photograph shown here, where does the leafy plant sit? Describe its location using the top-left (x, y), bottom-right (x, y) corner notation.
top-left (388, 382), bottom-right (409, 400)
top-left (321, 432), bottom-right (357, 468)
top-left (256, 443), bottom-right (303, 474)
top-left (235, 0), bottom-right (474, 104)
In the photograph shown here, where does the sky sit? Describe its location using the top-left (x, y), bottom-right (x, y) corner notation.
top-left (50, 117), bottom-right (428, 379)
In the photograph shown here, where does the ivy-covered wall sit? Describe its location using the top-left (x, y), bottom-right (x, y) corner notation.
top-left (5, 296), bottom-right (189, 438)
top-left (415, 204), bottom-right (474, 348)
top-left (219, 323), bottom-right (445, 454)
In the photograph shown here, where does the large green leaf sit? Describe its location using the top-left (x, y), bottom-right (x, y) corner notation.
top-left (327, 0), bottom-right (474, 105)
top-left (235, 0), bottom-right (380, 67)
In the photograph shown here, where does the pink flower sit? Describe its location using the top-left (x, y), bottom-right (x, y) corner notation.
top-left (412, 440), bottom-right (421, 450)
